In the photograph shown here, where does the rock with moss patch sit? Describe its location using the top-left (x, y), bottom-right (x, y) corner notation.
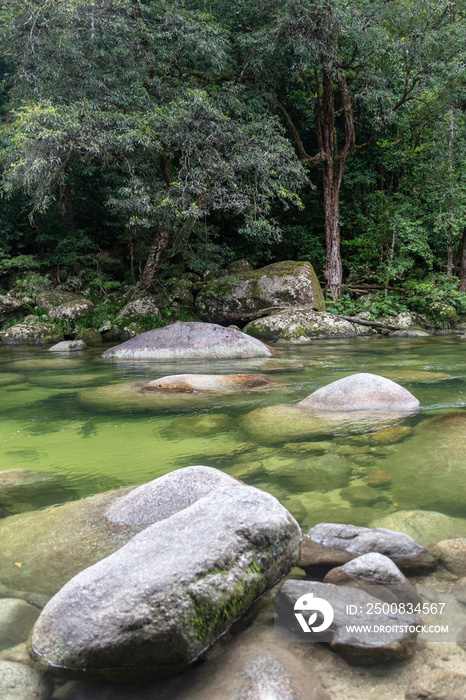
top-left (36, 290), bottom-right (93, 321)
top-left (1, 322), bottom-right (64, 346)
top-left (145, 373), bottom-right (274, 393)
top-left (75, 328), bottom-right (102, 345)
top-left (196, 261), bottom-right (325, 324)
top-left (244, 309), bottom-right (356, 343)
top-left (116, 298), bottom-right (161, 321)
top-left (102, 322), bottom-right (273, 360)
top-left (29, 486), bottom-right (300, 681)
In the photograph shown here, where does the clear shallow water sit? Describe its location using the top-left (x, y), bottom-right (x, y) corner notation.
top-left (1, 335), bottom-right (466, 527)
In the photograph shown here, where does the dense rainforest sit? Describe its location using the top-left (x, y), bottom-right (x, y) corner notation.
top-left (2, 0), bottom-right (466, 329)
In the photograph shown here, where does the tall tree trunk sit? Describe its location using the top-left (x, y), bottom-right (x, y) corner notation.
top-left (139, 220), bottom-right (171, 290)
top-left (321, 70), bottom-right (344, 300)
top-left (322, 164), bottom-right (343, 300)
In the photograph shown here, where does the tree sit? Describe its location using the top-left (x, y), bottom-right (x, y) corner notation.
top-left (229, 0), bottom-right (466, 298)
top-left (0, 0), bottom-right (305, 289)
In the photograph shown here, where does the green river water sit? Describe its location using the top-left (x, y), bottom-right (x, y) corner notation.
top-left (1, 334), bottom-right (466, 698)
top-left (1, 334), bottom-right (466, 529)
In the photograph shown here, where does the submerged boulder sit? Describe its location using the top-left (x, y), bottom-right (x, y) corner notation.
top-left (382, 413), bottom-right (466, 512)
top-left (0, 466), bottom-right (242, 595)
top-left (29, 486), bottom-right (300, 680)
top-left (0, 469), bottom-right (76, 516)
top-left (240, 373), bottom-right (419, 443)
top-left (79, 373), bottom-right (274, 413)
top-left (145, 373), bottom-right (273, 393)
top-left (101, 322), bottom-right (273, 360)
top-left (196, 261), bottom-right (325, 324)
top-left (244, 309), bottom-right (356, 343)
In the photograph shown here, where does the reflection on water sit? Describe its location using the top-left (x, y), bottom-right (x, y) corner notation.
top-left (0, 336), bottom-right (465, 525)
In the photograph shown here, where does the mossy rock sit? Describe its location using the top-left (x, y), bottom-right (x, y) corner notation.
top-left (244, 309), bottom-right (356, 343)
top-left (195, 261), bottom-right (325, 323)
top-left (1, 322), bottom-right (64, 345)
top-left (75, 328), bottom-right (103, 346)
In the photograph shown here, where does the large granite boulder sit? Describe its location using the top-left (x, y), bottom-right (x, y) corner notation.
top-left (101, 322), bottom-right (273, 360)
top-left (244, 309), bottom-right (356, 343)
top-left (298, 373), bottom-right (420, 412)
top-left (0, 467), bottom-right (242, 595)
top-left (1, 322), bottom-right (63, 345)
top-left (275, 580), bottom-right (417, 663)
top-left (298, 523), bottom-right (438, 574)
top-left (29, 486), bottom-right (301, 680)
top-left (240, 373), bottom-right (419, 444)
top-left (195, 261), bottom-right (325, 324)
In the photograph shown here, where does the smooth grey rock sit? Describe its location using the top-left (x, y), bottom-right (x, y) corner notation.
top-left (405, 669), bottom-right (466, 700)
top-left (116, 299), bottom-right (160, 320)
top-left (49, 340), bottom-right (87, 352)
top-left (30, 486), bottom-right (301, 680)
top-left (370, 511), bottom-right (466, 546)
top-left (105, 465), bottom-right (242, 527)
top-left (244, 309), bottom-right (356, 343)
top-left (276, 580), bottom-right (416, 663)
top-left (298, 523), bottom-right (438, 574)
top-left (323, 553), bottom-right (421, 605)
top-left (0, 660), bottom-right (52, 700)
top-left (298, 373), bottom-right (420, 412)
top-left (0, 466), bottom-right (241, 595)
top-left (1, 322), bottom-right (64, 346)
top-left (433, 539), bottom-right (466, 577)
top-left (101, 322), bottom-right (273, 360)
top-left (0, 599), bottom-right (40, 651)
top-left (196, 260), bottom-right (325, 324)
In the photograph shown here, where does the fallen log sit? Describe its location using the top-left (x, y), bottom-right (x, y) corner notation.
top-left (336, 314), bottom-right (401, 331)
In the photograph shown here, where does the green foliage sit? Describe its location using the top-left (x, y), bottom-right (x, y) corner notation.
top-left (404, 274), bottom-right (466, 327)
top-left (327, 291), bottom-right (409, 319)
top-left (12, 271), bottom-right (52, 297)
